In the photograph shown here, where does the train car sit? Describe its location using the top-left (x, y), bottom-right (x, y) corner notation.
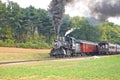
top-left (109, 43), bottom-right (117, 54)
top-left (98, 41), bottom-right (108, 54)
top-left (98, 41), bottom-right (117, 55)
top-left (116, 44), bottom-right (120, 54)
top-left (80, 40), bottom-right (98, 56)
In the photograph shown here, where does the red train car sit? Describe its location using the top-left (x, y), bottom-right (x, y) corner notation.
top-left (80, 40), bottom-right (98, 55)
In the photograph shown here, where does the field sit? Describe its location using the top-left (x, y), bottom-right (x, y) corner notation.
top-left (0, 47), bottom-right (50, 62)
top-left (0, 47), bottom-right (120, 80)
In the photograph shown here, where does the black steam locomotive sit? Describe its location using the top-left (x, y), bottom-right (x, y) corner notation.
top-left (50, 36), bottom-right (77, 58)
top-left (50, 36), bottom-right (120, 58)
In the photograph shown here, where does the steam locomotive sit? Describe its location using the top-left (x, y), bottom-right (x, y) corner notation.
top-left (50, 36), bottom-right (120, 58)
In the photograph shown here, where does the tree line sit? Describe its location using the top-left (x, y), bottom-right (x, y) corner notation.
top-left (0, 1), bottom-right (120, 49)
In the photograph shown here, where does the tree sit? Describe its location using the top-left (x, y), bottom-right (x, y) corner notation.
top-left (60, 14), bottom-right (72, 36)
top-left (98, 22), bottom-right (120, 44)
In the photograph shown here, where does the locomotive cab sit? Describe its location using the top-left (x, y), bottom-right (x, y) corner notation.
top-left (65, 36), bottom-right (76, 49)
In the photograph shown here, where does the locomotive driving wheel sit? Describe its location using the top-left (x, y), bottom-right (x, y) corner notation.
top-left (55, 48), bottom-right (66, 58)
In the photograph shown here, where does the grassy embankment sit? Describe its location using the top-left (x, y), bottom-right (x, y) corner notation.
top-left (0, 55), bottom-right (120, 80)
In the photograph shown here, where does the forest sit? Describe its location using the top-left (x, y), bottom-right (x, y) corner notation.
top-left (0, 0), bottom-right (120, 49)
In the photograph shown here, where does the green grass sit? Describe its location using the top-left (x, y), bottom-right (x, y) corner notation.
top-left (0, 55), bottom-right (120, 80)
top-left (0, 53), bottom-right (49, 62)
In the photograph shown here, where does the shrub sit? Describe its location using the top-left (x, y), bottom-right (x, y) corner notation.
top-left (0, 40), bottom-right (5, 47)
top-left (15, 41), bottom-right (50, 49)
top-left (0, 39), bottom-right (51, 49)
top-left (0, 40), bottom-right (15, 47)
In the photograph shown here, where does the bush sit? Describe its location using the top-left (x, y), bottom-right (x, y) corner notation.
top-left (0, 40), bottom-right (5, 47)
top-left (15, 41), bottom-right (51, 49)
top-left (0, 39), bottom-right (51, 49)
top-left (0, 40), bottom-right (15, 47)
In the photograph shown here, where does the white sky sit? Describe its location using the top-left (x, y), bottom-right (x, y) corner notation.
top-left (1, 0), bottom-right (120, 25)
top-left (1, 0), bottom-right (51, 9)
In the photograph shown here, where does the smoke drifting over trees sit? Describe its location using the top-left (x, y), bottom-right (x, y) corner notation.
top-left (69, 0), bottom-right (120, 20)
top-left (89, 0), bottom-right (120, 20)
top-left (67, 0), bottom-right (120, 20)
top-left (49, 0), bottom-right (120, 36)
top-left (49, 0), bottom-right (120, 21)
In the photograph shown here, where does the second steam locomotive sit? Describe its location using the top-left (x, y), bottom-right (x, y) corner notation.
top-left (50, 36), bottom-right (120, 58)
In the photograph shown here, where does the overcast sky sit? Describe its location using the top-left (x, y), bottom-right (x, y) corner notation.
top-left (1, 0), bottom-right (51, 9)
top-left (1, 0), bottom-right (88, 17)
top-left (1, 0), bottom-right (120, 25)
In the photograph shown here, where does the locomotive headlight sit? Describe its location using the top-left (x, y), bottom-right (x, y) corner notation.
top-left (52, 41), bottom-right (61, 49)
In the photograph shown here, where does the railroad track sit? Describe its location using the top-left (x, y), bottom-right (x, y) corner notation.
top-left (0, 58), bottom-right (54, 65)
top-left (0, 55), bottom-right (119, 65)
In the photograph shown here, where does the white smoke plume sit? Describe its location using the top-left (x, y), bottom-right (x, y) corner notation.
top-left (65, 28), bottom-right (76, 36)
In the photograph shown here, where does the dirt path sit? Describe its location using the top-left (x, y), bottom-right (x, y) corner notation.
top-left (0, 47), bottom-right (50, 54)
